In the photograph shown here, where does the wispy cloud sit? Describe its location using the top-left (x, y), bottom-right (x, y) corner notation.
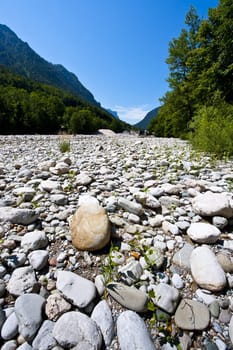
top-left (112, 105), bottom-right (151, 125)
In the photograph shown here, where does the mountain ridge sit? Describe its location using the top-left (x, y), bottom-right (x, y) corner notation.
top-left (0, 24), bottom-right (99, 105)
top-left (134, 107), bottom-right (160, 130)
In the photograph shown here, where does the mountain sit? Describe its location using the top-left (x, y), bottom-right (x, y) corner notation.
top-left (106, 109), bottom-right (119, 119)
top-left (0, 24), bottom-right (98, 105)
top-left (134, 107), bottom-right (160, 130)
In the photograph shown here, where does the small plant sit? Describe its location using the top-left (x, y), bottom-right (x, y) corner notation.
top-left (101, 242), bottom-right (119, 285)
top-left (59, 140), bottom-right (70, 153)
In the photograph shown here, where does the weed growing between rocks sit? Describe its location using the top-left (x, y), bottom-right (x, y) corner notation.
top-left (59, 139), bottom-right (71, 153)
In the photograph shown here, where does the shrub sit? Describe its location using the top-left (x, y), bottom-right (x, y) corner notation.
top-left (59, 139), bottom-right (70, 153)
top-left (189, 100), bottom-right (233, 158)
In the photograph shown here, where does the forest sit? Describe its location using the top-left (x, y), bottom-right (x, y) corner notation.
top-left (0, 65), bottom-right (128, 134)
top-left (149, 0), bottom-right (233, 157)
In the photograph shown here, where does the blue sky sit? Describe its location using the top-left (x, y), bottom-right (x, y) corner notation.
top-left (0, 0), bottom-right (218, 124)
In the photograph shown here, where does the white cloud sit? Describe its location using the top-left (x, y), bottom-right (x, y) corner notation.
top-left (112, 104), bottom-right (151, 125)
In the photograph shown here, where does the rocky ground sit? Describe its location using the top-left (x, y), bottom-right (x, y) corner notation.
top-left (0, 134), bottom-right (233, 349)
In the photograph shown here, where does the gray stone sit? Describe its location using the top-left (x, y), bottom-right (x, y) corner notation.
top-left (209, 301), bottom-right (220, 318)
top-left (190, 246), bottom-right (227, 292)
top-left (15, 293), bottom-right (45, 341)
top-left (212, 216), bottom-right (228, 229)
top-left (134, 192), bottom-right (161, 209)
top-left (172, 243), bottom-right (194, 271)
top-left (1, 311), bottom-right (18, 340)
top-left (32, 320), bottom-right (57, 350)
top-left (75, 172), bottom-right (93, 186)
top-left (3, 253), bottom-right (27, 269)
top-left (229, 315), bottom-right (233, 345)
top-left (152, 283), bottom-right (180, 314)
top-left (17, 343), bottom-right (33, 350)
top-left (56, 271), bottom-right (96, 308)
top-left (192, 192), bottom-right (233, 218)
top-left (0, 207), bottom-right (39, 225)
top-left (107, 282), bottom-right (148, 312)
top-left (144, 246), bottom-right (164, 269)
top-left (175, 299), bottom-right (210, 330)
top-left (52, 311), bottom-right (102, 349)
top-left (21, 230), bottom-right (48, 252)
top-left (117, 310), bottom-right (154, 350)
top-left (118, 197), bottom-right (143, 216)
top-left (187, 222), bottom-right (221, 244)
top-left (28, 250), bottom-right (49, 270)
top-left (45, 293), bottom-right (72, 321)
top-left (50, 194), bottom-right (68, 206)
top-left (91, 300), bottom-right (114, 347)
top-left (39, 180), bottom-right (61, 192)
top-left (12, 187), bottom-right (35, 202)
top-left (217, 251), bottom-right (233, 273)
top-left (1, 340), bottom-right (17, 350)
top-left (7, 267), bottom-right (37, 296)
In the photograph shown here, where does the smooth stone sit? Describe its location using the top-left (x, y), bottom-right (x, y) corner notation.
top-left (117, 310), bottom-right (154, 350)
top-left (171, 273), bottom-right (184, 289)
top-left (162, 221), bottom-right (179, 235)
top-left (17, 344), bottom-right (33, 350)
top-left (28, 250), bottom-right (49, 270)
top-left (0, 305), bottom-right (6, 332)
top-left (32, 320), bottom-right (57, 349)
top-left (190, 246), bottom-right (227, 292)
top-left (71, 202), bottom-right (110, 251)
top-left (192, 192), bottom-right (233, 218)
top-left (12, 187), bottom-right (35, 201)
top-left (50, 194), bottom-right (68, 205)
top-left (118, 260), bottom-right (143, 285)
top-left (219, 309), bottom-right (231, 324)
top-left (94, 275), bottom-right (105, 296)
top-left (172, 243), bottom-right (194, 271)
top-left (3, 253), bottom-right (27, 269)
top-left (196, 289), bottom-right (216, 305)
top-left (229, 315), bottom-right (233, 345)
top-left (45, 293), bottom-right (72, 321)
top-left (52, 311), bottom-right (102, 349)
top-left (217, 252), bottom-right (233, 273)
top-left (107, 282), bottom-right (148, 312)
top-left (1, 340), bottom-right (17, 350)
top-left (91, 300), bottom-right (114, 347)
top-left (39, 180), bottom-right (61, 192)
top-left (15, 293), bottom-right (45, 341)
top-left (187, 222), bottom-right (221, 244)
top-left (21, 230), bottom-right (48, 252)
top-left (152, 283), bottom-right (180, 314)
top-left (1, 311), bottom-right (18, 340)
top-left (209, 301), bottom-right (220, 318)
top-left (0, 279), bottom-right (5, 297)
top-left (175, 299), bottom-right (210, 330)
top-left (118, 197), bottom-right (143, 216)
top-left (0, 207), bottom-right (39, 225)
top-left (7, 267), bottom-right (37, 296)
top-left (75, 172), bottom-right (93, 186)
top-left (56, 271), bottom-right (96, 308)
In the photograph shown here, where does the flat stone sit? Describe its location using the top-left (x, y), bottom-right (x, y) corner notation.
top-left (118, 197), bottom-right (143, 216)
top-left (7, 267), bottom-right (37, 296)
top-left (71, 202), bottom-right (110, 251)
top-left (0, 207), bottom-right (39, 225)
top-left (217, 251), bottom-right (233, 273)
top-left (1, 340), bottom-right (18, 350)
top-left (187, 222), bottom-right (221, 244)
top-left (52, 311), bottom-right (102, 349)
top-left (107, 282), bottom-right (148, 312)
top-left (117, 310), bottom-right (154, 350)
top-left (192, 192), bottom-right (233, 218)
top-left (50, 194), bottom-right (68, 205)
top-left (32, 320), bottom-right (57, 350)
top-left (152, 283), bottom-right (180, 314)
top-left (75, 172), bottom-right (93, 186)
top-left (17, 344), bottom-right (33, 350)
top-left (175, 299), bottom-right (210, 330)
top-left (134, 192), bottom-right (161, 209)
top-left (56, 271), bottom-right (96, 308)
top-left (39, 180), bottom-right (62, 192)
top-left (190, 246), bottom-right (227, 292)
top-left (15, 293), bottom-right (45, 341)
top-left (45, 293), bottom-right (72, 321)
top-left (21, 230), bottom-right (48, 252)
top-left (91, 300), bottom-right (114, 347)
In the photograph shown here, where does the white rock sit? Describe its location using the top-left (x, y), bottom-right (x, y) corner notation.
top-left (190, 246), bottom-right (227, 292)
top-left (21, 230), bottom-right (48, 252)
top-left (152, 283), bottom-right (180, 314)
top-left (187, 222), bottom-right (221, 244)
top-left (117, 311), bottom-right (154, 350)
top-left (192, 192), bottom-right (233, 218)
top-left (91, 300), bottom-right (114, 347)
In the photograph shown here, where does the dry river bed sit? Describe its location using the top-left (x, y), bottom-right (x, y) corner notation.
top-left (0, 134), bottom-right (233, 349)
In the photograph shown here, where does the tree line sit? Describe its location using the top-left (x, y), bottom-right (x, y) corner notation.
top-left (0, 65), bottom-right (128, 134)
top-left (149, 0), bottom-right (233, 157)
